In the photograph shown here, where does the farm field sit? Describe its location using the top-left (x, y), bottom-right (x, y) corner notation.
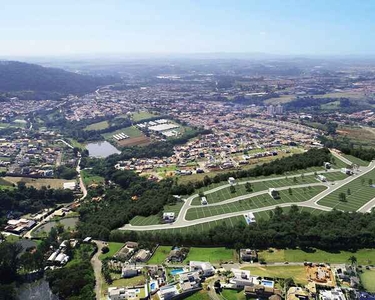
top-left (241, 265), bottom-right (308, 285)
top-left (84, 120), bottom-right (109, 131)
top-left (360, 269), bottom-right (375, 293)
top-left (102, 125), bottom-right (151, 147)
top-left (258, 248), bottom-right (375, 265)
top-left (183, 247), bottom-right (236, 264)
top-left (192, 172), bottom-right (345, 206)
top-left (317, 168), bottom-right (375, 211)
top-left (129, 202), bottom-right (184, 226)
top-left (186, 186), bottom-right (327, 220)
top-left (148, 246), bottom-right (172, 264)
top-left (99, 242), bottom-right (124, 260)
top-left (2, 177), bottom-right (76, 189)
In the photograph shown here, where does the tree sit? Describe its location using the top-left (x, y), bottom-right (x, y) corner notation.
top-left (347, 188), bottom-right (351, 195)
top-left (293, 177), bottom-right (297, 184)
top-left (101, 246), bottom-right (109, 254)
top-left (288, 188), bottom-right (292, 195)
top-left (339, 192), bottom-right (347, 202)
top-left (361, 178), bottom-right (365, 186)
top-left (230, 185), bottom-right (236, 194)
top-left (348, 255), bottom-right (357, 266)
top-left (369, 179), bottom-right (374, 186)
top-left (245, 182), bottom-right (252, 192)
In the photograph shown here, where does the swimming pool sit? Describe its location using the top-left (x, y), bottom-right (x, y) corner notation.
top-left (170, 269), bottom-right (184, 276)
top-left (261, 280), bottom-right (274, 288)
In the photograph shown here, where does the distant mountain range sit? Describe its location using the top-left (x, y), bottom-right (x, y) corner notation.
top-left (0, 61), bottom-right (118, 99)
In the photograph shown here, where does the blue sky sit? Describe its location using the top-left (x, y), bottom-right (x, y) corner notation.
top-left (1, 0), bottom-right (375, 57)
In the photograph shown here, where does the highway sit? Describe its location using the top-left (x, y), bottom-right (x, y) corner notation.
top-left (121, 152), bottom-right (375, 232)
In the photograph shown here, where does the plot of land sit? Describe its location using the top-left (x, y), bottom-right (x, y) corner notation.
top-left (132, 111), bottom-right (158, 122)
top-left (254, 206), bottom-right (327, 221)
top-left (2, 177), bottom-right (76, 189)
top-left (318, 168), bottom-right (375, 211)
top-left (184, 247), bottom-right (236, 263)
top-left (241, 265), bottom-right (308, 285)
top-left (84, 120), bottom-right (109, 131)
top-left (360, 269), bottom-right (375, 293)
top-left (148, 246), bottom-right (172, 264)
top-left (258, 248), bottom-right (375, 265)
top-left (342, 154), bottom-right (369, 167)
top-left (102, 126), bottom-right (151, 147)
top-left (81, 170), bottom-right (105, 186)
top-left (186, 186), bottom-right (327, 220)
top-left (99, 242), bottom-right (124, 260)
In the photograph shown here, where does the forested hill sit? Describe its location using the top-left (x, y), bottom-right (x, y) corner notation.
top-left (0, 61), bottom-right (117, 98)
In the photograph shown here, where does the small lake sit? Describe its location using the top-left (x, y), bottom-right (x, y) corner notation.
top-left (86, 141), bottom-right (121, 158)
top-left (18, 278), bottom-right (58, 300)
top-left (33, 217), bottom-right (79, 235)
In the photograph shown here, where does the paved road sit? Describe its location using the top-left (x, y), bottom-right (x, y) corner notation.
top-left (121, 153), bottom-right (375, 232)
top-left (91, 240), bottom-right (104, 300)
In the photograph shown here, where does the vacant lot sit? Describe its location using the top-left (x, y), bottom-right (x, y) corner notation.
top-left (258, 248), bottom-right (375, 265)
top-left (132, 111), bottom-right (158, 122)
top-left (318, 168), bottom-right (375, 211)
top-left (342, 154), bottom-right (369, 167)
top-left (184, 247), bottom-right (236, 264)
top-left (84, 120), bottom-right (109, 131)
top-left (242, 265), bottom-right (307, 285)
top-left (254, 206), bottom-right (327, 221)
top-left (3, 177), bottom-right (76, 189)
top-left (148, 246), bottom-right (172, 264)
top-left (186, 186), bottom-right (327, 220)
top-left (360, 269), bottom-right (375, 292)
top-left (81, 170), bottom-right (104, 186)
top-left (99, 242), bottom-right (124, 260)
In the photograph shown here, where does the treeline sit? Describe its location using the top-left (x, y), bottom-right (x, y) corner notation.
top-left (173, 148), bottom-right (331, 195)
top-left (0, 183), bottom-right (74, 226)
top-left (110, 207), bottom-right (375, 252)
top-left (320, 136), bottom-right (375, 162)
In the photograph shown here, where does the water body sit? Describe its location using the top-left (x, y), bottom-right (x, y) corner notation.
top-left (17, 278), bottom-right (58, 300)
top-left (33, 217), bottom-right (79, 235)
top-left (86, 141), bottom-right (121, 158)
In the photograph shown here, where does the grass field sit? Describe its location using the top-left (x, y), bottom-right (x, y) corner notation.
top-left (342, 154), bottom-right (369, 167)
top-left (3, 177), bottom-right (76, 189)
top-left (360, 269), bottom-right (375, 292)
top-left (81, 169), bottom-right (105, 186)
top-left (129, 202), bottom-right (184, 226)
top-left (184, 247), bottom-right (236, 263)
top-left (186, 186), bottom-right (327, 220)
top-left (220, 289), bottom-right (246, 300)
top-left (102, 125), bottom-right (143, 140)
top-left (84, 120), bottom-right (109, 131)
top-left (185, 290), bottom-right (211, 300)
top-left (132, 111), bottom-right (157, 122)
top-left (253, 206), bottom-right (327, 221)
top-left (192, 173), bottom-right (345, 206)
top-left (258, 248), bottom-right (375, 265)
top-left (99, 242), bottom-right (124, 260)
top-left (241, 265), bottom-right (308, 285)
top-left (148, 246), bottom-right (172, 264)
top-left (318, 168), bottom-right (375, 211)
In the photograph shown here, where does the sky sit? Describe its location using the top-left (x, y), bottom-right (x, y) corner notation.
top-left (1, 0), bottom-right (375, 57)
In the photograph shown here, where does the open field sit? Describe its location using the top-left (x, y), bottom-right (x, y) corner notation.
top-left (254, 206), bottom-right (327, 220)
top-left (185, 290), bottom-right (211, 300)
top-left (220, 289), bottom-right (246, 300)
top-left (2, 177), bottom-right (76, 189)
top-left (84, 120), bottom-right (109, 131)
top-left (148, 246), bottom-right (172, 264)
top-left (241, 265), bottom-right (308, 285)
top-left (258, 248), bottom-right (375, 265)
top-left (184, 247), bottom-right (236, 263)
top-left (81, 169), bottom-right (105, 186)
top-left (360, 269), bottom-right (375, 292)
top-left (99, 242), bottom-right (124, 260)
top-left (337, 126), bottom-right (375, 148)
top-left (129, 202), bottom-right (184, 226)
top-left (102, 125), bottom-right (151, 147)
top-left (132, 111), bottom-right (158, 122)
top-left (264, 95), bottom-right (296, 105)
top-left (101, 274), bottom-right (146, 299)
top-left (342, 154), bottom-right (369, 167)
top-left (186, 186), bottom-right (327, 220)
top-left (117, 136), bottom-right (151, 147)
top-left (318, 168), bottom-right (375, 211)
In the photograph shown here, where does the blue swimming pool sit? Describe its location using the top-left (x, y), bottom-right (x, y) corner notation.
top-left (170, 269), bottom-right (184, 276)
top-left (261, 280), bottom-right (274, 287)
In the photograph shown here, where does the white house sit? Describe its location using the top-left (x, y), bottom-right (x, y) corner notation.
top-left (228, 177), bottom-right (236, 185)
top-left (189, 261), bottom-right (215, 277)
top-left (317, 175), bottom-right (327, 182)
top-left (163, 212), bottom-right (175, 223)
top-left (201, 197), bottom-right (208, 205)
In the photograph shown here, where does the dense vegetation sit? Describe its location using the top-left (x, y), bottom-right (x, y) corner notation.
top-left (110, 207), bottom-right (375, 251)
top-left (0, 183), bottom-right (74, 226)
top-left (0, 61), bottom-right (116, 99)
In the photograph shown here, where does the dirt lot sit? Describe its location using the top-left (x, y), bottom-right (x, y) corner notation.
top-left (117, 136), bottom-right (151, 147)
top-left (3, 177), bottom-right (76, 189)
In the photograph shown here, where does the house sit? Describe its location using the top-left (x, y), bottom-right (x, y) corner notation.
top-left (121, 265), bottom-right (139, 278)
top-left (4, 219), bottom-right (36, 234)
top-left (63, 182), bottom-right (77, 190)
top-left (167, 248), bottom-right (188, 263)
top-left (107, 286), bottom-right (146, 300)
top-left (268, 188), bottom-right (280, 199)
top-left (324, 162), bottom-right (331, 169)
top-left (243, 212), bottom-right (256, 224)
top-left (159, 285), bottom-right (178, 300)
top-left (287, 287), bottom-right (309, 300)
top-left (134, 249), bottom-right (150, 262)
top-left (228, 177), bottom-right (236, 185)
top-left (240, 249), bottom-right (258, 262)
top-left (319, 288), bottom-right (346, 300)
top-left (201, 197), bottom-right (208, 205)
top-left (317, 175), bottom-right (327, 182)
top-left (341, 168), bottom-right (353, 175)
top-left (179, 272), bottom-right (201, 291)
top-left (244, 285), bottom-right (282, 298)
top-left (230, 269), bottom-right (258, 288)
top-left (163, 212), bottom-right (175, 223)
top-left (83, 237), bottom-right (92, 243)
top-left (189, 261), bottom-right (215, 277)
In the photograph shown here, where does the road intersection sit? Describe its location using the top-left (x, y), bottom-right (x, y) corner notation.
top-left (121, 152), bottom-right (375, 232)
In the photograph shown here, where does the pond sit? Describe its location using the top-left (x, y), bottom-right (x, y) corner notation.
top-left (17, 278), bottom-right (58, 300)
top-left (86, 141), bottom-right (121, 158)
top-left (33, 217), bottom-right (79, 236)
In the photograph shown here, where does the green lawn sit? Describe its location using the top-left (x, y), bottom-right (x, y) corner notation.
top-left (185, 290), bottom-right (211, 300)
top-left (81, 169), bottom-right (105, 186)
top-left (84, 120), bottom-right (109, 131)
top-left (242, 265), bottom-right (308, 285)
top-left (186, 186), bottom-right (327, 220)
top-left (184, 247), bottom-right (236, 264)
top-left (220, 289), bottom-right (246, 300)
top-left (102, 125), bottom-right (143, 140)
top-left (148, 246), bottom-right (172, 264)
top-left (318, 168), bottom-right (375, 211)
top-left (258, 248), bottom-right (375, 265)
top-left (99, 242), bottom-right (124, 260)
top-left (132, 111), bottom-right (157, 122)
top-left (342, 154), bottom-right (369, 167)
top-left (360, 269), bottom-right (375, 292)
